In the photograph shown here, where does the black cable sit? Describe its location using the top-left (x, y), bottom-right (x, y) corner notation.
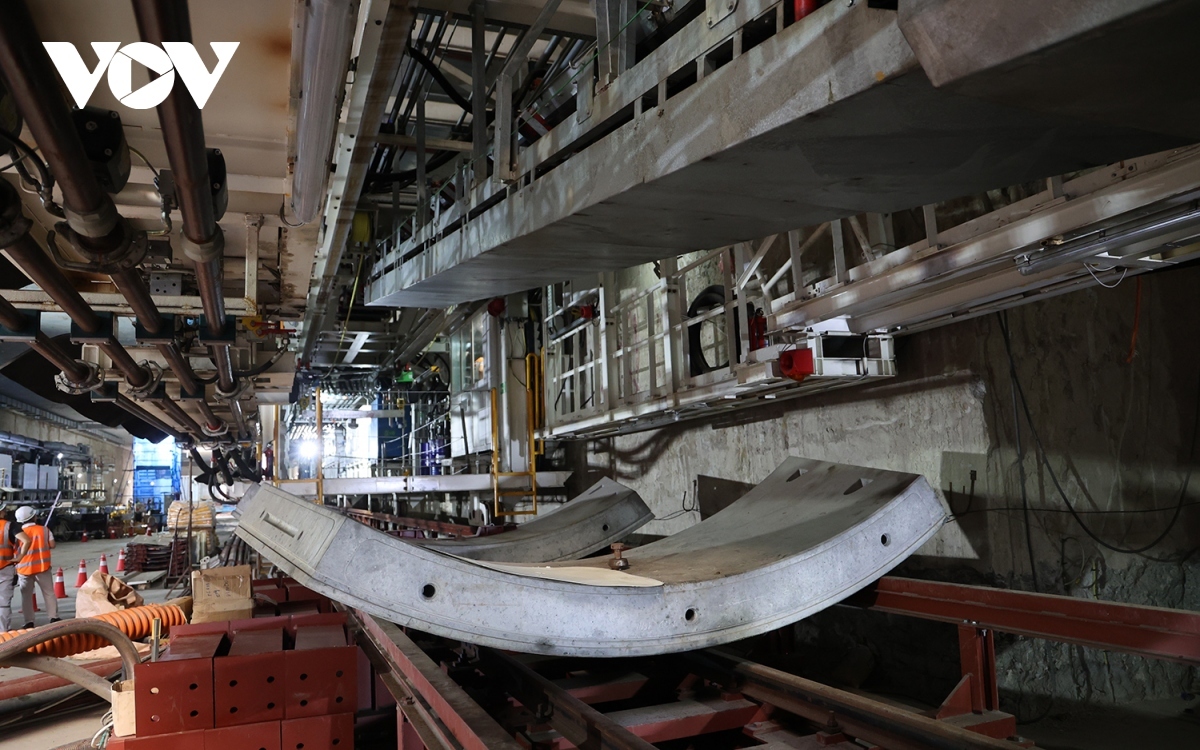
top-left (999, 312), bottom-right (1200, 556)
top-left (999, 312), bottom-right (1041, 592)
top-left (0, 128), bottom-right (51, 190)
top-left (407, 44), bottom-right (472, 112)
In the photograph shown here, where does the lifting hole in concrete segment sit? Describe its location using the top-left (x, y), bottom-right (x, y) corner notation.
top-left (685, 608), bottom-right (697, 621)
top-left (422, 583), bottom-right (436, 599)
top-left (880, 534), bottom-right (890, 546)
top-left (602, 524), bottom-right (610, 531)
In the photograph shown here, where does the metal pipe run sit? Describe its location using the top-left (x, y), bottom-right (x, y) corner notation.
top-left (157, 396), bottom-right (205, 436)
top-left (114, 393), bottom-right (185, 441)
top-left (0, 297), bottom-right (90, 384)
top-left (0, 2), bottom-right (108, 216)
top-left (2, 232), bottom-right (103, 334)
top-left (133, 0), bottom-right (244, 421)
top-left (131, 0), bottom-right (225, 328)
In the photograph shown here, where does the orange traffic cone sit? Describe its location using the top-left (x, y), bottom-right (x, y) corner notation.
top-left (80, 530), bottom-right (88, 543)
top-left (98, 554), bottom-right (109, 575)
top-left (54, 568), bottom-right (67, 599)
top-left (75, 559), bottom-right (88, 588)
top-left (116, 548), bottom-right (126, 572)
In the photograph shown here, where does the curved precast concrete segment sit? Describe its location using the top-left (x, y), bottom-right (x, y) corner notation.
top-left (415, 477), bottom-right (653, 562)
top-left (236, 458), bottom-right (946, 657)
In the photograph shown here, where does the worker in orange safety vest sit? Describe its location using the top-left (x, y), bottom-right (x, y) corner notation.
top-left (0, 509), bottom-right (31, 632)
top-left (15, 506), bottom-right (58, 628)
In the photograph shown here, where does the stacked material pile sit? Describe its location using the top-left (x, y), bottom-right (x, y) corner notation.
top-left (166, 499), bottom-right (215, 531)
top-left (124, 537), bottom-right (189, 575)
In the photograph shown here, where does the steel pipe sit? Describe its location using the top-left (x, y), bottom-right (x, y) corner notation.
top-left (2, 232), bottom-right (103, 334)
top-left (0, 1), bottom-right (109, 216)
top-left (0, 654), bottom-right (115, 701)
top-left (157, 397), bottom-right (204, 435)
top-left (98, 341), bottom-right (150, 389)
top-left (114, 393), bottom-right (185, 441)
top-left (0, 298), bottom-right (91, 384)
top-left (113, 267), bottom-right (165, 334)
top-left (29, 333), bottom-right (91, 384)
top-left (131, 0), bottom-right (226, 336)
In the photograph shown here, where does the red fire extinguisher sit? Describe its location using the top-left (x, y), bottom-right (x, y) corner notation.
top-left (749, 308), bottom-right (768, 351)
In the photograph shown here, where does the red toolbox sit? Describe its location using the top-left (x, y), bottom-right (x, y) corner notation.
top-left (135, 632), bottom-right (225, 736)
top-left (284, 624), bottom-right (357, 719)
top-left (214, 628), bottom-right (286, 727)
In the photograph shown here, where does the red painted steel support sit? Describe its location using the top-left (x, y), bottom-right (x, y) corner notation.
top-left (850, 577), bottom-right (1200, 665)
top-left (349, 609), bottom-right (523, 750)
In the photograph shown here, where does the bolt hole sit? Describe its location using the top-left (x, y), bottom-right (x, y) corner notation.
top-left (333, 741), bottom-right (341, 747)
top-left (230, 707), bottom-right (238, 713)
top-left (268, 702), bottom-right (275, 709)
top-left (602, 524), bottom-right (609, 532)
top-left (299, 699), bottom-right (308, 707)
top-left (336, 696), bottom-right (344, 703)
top-left (266, 675), bottom-right (275, 683)
top-left (335, 670), bottom-right (344, 677)
top-left (300, 673), bottom-right (308, 680)
top-left (190, 710), bottom-right (199, 717)
top-left (880, 534), bottom-right (890, 546)
top-left (229, 679), bottom-right (238, 687)
top-left (422, 584), bottom-right (436, 599)
top-left (150, 687), bottom-right (159, 694)
top-left (685, 608), bottom-right (696, 622)
top-left (189, 683), bottom-right (198, 690)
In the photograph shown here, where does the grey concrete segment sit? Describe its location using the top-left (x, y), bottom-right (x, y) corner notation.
top-left (235, 458), bottom-right (947, 656)
top-left (417, 477), bottom-right (654, 562)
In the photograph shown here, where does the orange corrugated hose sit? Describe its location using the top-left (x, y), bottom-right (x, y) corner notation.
top-left (0, 603), bottom-right (187, 658)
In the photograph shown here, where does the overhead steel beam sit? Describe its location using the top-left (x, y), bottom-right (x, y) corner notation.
top-left (236, 458), bottom-right (946, 656)
top-left (300, 0), bottom-right (419, 364)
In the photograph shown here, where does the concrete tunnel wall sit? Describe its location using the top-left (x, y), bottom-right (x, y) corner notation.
top-left (573, 263), bottom-right (1200, 707)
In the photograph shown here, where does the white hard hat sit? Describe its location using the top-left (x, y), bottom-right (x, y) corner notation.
top-left (15, 506), bottom-right (34, 523)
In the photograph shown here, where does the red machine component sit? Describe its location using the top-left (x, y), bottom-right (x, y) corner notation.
top-left (794, 0), bottom-right (819, 21)
top-left (778, 348), bottom-right (814, 381)
top-left (285, 625), bottom-right (357, 719)
top-left (280, 713), bottom-right (354, 750)
top-left (107, 730), bottom-right (206, 750)
top-left (202, 720), bottom-right (282, 750)
top-left (213, 628), bottom-right (286, 727)
top-left (135, 632), bottom-right (224, 736)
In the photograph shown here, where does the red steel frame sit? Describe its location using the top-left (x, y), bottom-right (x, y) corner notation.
top-left (851, 576), bottom-right (1200, 666)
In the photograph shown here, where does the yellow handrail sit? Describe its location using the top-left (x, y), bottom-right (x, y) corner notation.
top-left (490, 352), bottom-right (544, 517)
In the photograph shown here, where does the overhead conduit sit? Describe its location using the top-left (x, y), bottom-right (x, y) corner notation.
top-left (132, 0), bottom-right (247, 440)
top-left (0, 0), bottom-right (231, 440)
